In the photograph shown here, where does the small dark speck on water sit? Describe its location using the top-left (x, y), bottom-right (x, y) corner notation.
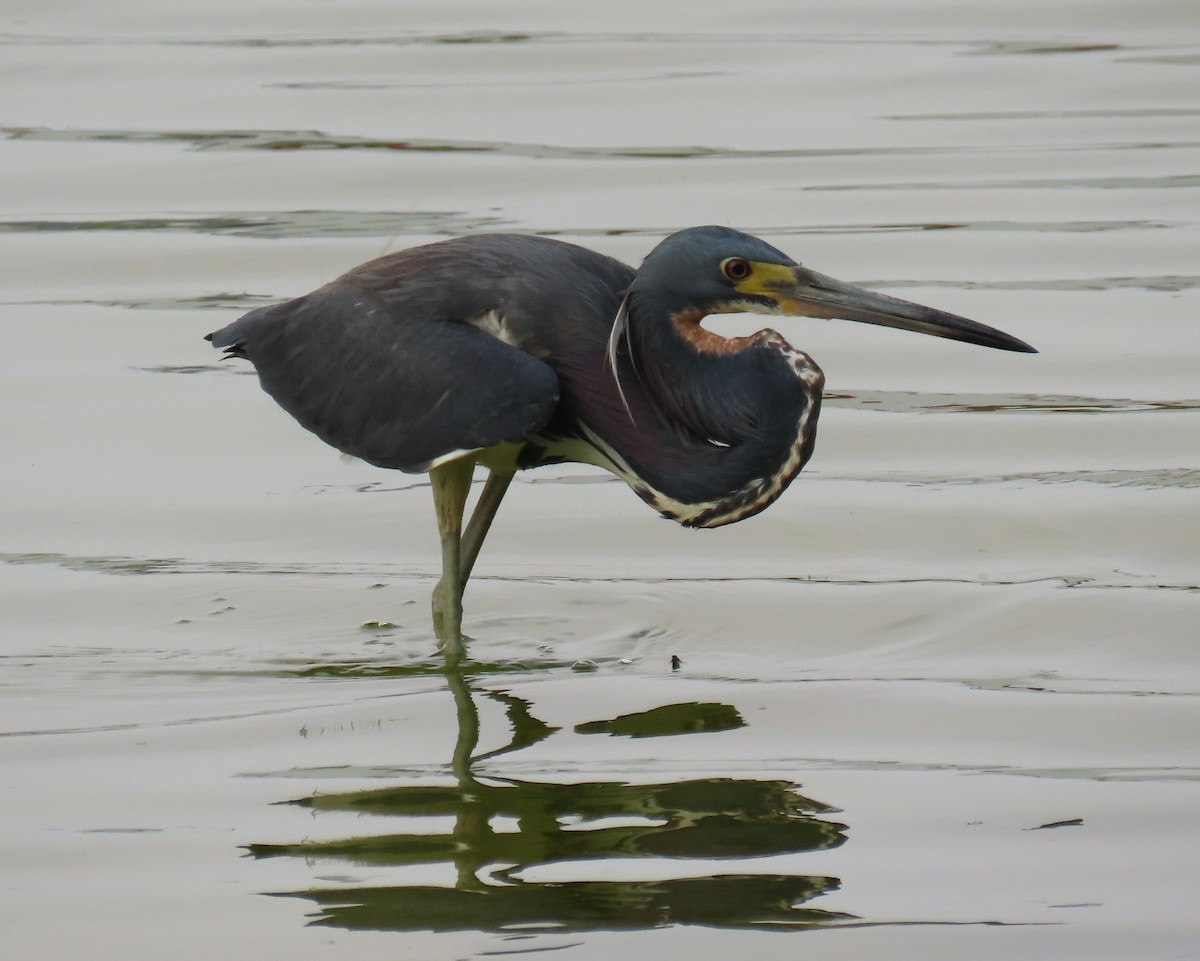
top-left (671, 654), bottom-right (682, 671)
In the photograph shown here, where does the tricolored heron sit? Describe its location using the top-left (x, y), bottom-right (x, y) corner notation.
top-left (207, 226), bottom-right (1034, 660)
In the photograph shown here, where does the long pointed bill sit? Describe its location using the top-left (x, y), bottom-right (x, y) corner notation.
top-left (766, 265), bottom-right (1037, 353)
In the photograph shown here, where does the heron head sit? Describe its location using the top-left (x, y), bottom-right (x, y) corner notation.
top-left (633, 226), bottom-right (1036, 354)
top-left (632, 225), bottom-right (798, 312)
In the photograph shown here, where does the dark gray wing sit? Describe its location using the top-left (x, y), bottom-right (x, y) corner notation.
top-left (207, 285), bottom-right (559, 473)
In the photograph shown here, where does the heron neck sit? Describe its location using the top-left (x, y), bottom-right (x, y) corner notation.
top-left (626, 296), bottom-right (768, 445)
top-left (608, 292), bottom-right (822, 522)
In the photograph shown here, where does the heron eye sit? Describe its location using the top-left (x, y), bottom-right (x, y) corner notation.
top-left (722, 258), bottom-right (752, 282)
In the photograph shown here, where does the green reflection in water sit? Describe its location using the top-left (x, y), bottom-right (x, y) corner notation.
top-left (251, 775), bottom-right (840, 866)
top-left (285, 873), bottom-right (845, 933)
top-left (250, 669), bottom-right (850, 933)
top-left (575, 701), bottom-right (746, 737)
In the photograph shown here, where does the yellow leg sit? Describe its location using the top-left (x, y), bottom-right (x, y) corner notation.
top-left (429, 457), bottom-right (475, 662)
top-left (460, 470), bottom-right (514, 586)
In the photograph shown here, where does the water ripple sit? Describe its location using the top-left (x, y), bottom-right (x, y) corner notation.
top-left (3, 212), bottom-right (1177, 244)
top-left (269, 70), bottom-right (724, 91)
top-left (874, 274), bottom-right (1200, 292)
top-left (967, 41), bottom-right (1124, 57)
top-left (7, 125), bottom-right (1196, 162)
top-left (3, 552), bottom-right (1193, 591)
top-left (0, 30), bottom-right (1113, 51)
top-left (888, 107), bottom-right (1200, 122)
top-left (825, 389), bottom-right (1200, 414)
top-left (802, 174), bottom-right (1200, 192)
top-left (836, 468), bottom-right (1200, 490)
top-left (0, 209), bottom-right (509, 240)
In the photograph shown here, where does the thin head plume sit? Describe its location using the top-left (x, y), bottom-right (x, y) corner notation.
top-left (605, 292), bottom-right (638, 426)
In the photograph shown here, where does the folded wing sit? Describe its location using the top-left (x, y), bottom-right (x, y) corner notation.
top-left (208, 286), bottom-right (560, 472)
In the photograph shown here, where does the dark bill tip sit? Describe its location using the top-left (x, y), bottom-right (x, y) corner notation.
top-left (776, 267), bottom-right (1037, 355)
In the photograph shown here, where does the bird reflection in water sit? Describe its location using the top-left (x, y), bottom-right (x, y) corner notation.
top-left (249, 666), bottom-right (851, 934)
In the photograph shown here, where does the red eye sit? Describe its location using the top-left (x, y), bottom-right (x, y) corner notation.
top-left (722, 258), bottom-right (751, 281)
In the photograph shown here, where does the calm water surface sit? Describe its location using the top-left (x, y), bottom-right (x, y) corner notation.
top-left (2, 2), bottom-right (1198, 959)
